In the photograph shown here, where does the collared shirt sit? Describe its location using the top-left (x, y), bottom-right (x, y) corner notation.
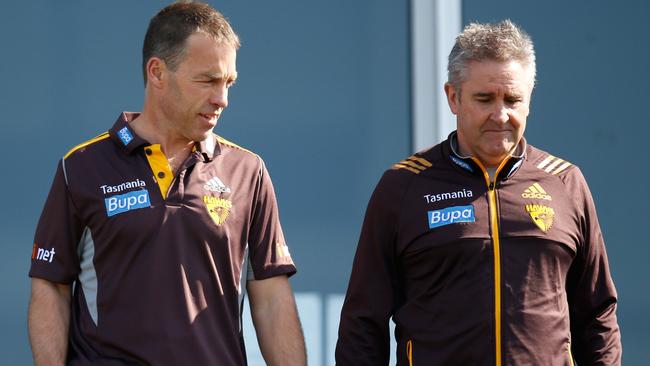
top-left (30, 112), bottom-right (296, 365)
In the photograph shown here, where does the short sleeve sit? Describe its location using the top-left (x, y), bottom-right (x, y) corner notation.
top-left (29, 160), bottom-right (84, 284)
top-left (246, 158), bottom-right (296, 280)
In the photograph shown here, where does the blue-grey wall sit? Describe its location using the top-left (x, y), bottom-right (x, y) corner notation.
top-left (463, 0), bottom-right (650, 363)
top-left (0, 1), bottom-right (409, 364)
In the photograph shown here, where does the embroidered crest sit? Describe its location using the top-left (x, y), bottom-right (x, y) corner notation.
top-left (203, 195), bottom-right (232, 225)
top-left (525, 204), bottom-right (555, 232)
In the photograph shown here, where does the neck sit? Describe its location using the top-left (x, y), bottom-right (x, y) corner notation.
top-left (130, 108), bottom-right (194, 175)
top-left (131, 107), bottom-right (194, 159)
top-left (454, 136), bottom-right (522, 169)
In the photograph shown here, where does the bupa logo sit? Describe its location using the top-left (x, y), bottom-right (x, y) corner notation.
top-left (428, 205), bottom-right (475, 229)
top-left (105, 190), bottom-right (151, 217)
top-left (118, 127), bottom-right (134, 146)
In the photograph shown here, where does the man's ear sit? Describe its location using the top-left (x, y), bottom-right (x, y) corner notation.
top-left (444, 82), bottom-right (460, 115)
top-left (145, 57), bottom-right (167, 89)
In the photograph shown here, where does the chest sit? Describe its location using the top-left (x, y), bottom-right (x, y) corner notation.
top-left (396, 175), bottom-right (581, 264)
top-left (68, 154), bottom-right (257, 256)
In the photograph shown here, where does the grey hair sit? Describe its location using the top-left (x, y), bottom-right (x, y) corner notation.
top-left (447, 19), bottom-right (536, 92)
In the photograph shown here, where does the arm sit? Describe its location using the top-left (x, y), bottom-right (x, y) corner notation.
top-left (335, 171), bottom-right (401, 365)
top-left (28, 160), bottom-right (82, 365)
top-left (566, 169), bottom-right (621, 365)
top-left (28, 278), bottom-right (71, 366)
top-left (247, 275), bottom-right (306, 366)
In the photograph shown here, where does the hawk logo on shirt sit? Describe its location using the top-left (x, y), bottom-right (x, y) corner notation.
top-left (204, 195), bottom-right (232, 225)
top-left (525, 204), bottom-right (555, 232)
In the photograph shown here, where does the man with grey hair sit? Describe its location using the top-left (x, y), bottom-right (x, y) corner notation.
top-left (336, 20), bottom-right (621, 365)
top-left (28, 2), bottom-right (306, 365)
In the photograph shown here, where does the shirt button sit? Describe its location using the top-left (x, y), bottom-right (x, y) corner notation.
top-left (145, 148), bottom-right (152, 155)
top-left (157, 172), bottom-right (165, 179)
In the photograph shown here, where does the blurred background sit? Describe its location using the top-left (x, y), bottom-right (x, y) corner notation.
top-left (1, 0), bottom-right (648, 364)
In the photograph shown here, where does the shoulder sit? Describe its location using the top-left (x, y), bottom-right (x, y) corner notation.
top-left (215, 135), bottom-right (261, 161)
top-left (63, 131), bottom-right (112, 161)
top-left (56, 131), bottom-right (114, 188)
top-left (389, 144), bottom-right (442, 176)
top-left (526, 144), bottom-right (590, 197)
top-left (527, 145), bottom-right (578, 178)
top-left (213, 135), bottom-right (271, 180)
top-left (374, 145), bottom-right (441, 202)
top-left (387, 143), bottom-right (443, 179)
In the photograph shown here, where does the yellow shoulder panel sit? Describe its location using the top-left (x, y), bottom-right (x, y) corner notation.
top-left (216, 136), bottom-right (256, 156)
top-left (64, 132), bottom-right (110, 159)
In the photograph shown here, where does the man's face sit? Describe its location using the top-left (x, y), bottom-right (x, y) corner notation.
top-left (445, 60), bottom-right (533, 167)
top-left (159, 32), bottom-right (237, 143)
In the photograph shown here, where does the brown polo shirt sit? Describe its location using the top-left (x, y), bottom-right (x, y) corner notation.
top-left (30, 112), bottom-right (296, 365)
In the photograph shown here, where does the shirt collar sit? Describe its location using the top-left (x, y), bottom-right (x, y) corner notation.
top-left (194, 133), bottom-right (221, 162)
top-left (109, 112), bottom-right (221, 161)
top-left (446, 131), bottom-right (527, 181)
top-left (108, 112), bottom-right (148, 154)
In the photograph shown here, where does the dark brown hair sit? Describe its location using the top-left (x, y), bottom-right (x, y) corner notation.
top-left (142, 1), bottom-right (240, 84)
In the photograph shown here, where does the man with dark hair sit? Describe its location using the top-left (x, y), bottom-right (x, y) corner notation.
top-left (28, 3), bottom-right (307, 365)
top-left (336, 20), bottom-right (621, 365)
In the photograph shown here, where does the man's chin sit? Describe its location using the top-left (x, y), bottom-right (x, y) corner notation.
top-left (486, 140), bottom-right (516, 155)
top-left (194, 129), bottom-right (215, 142)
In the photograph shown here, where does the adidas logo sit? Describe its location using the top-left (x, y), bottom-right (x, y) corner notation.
top-left (204, 176), bottom-right (231, 193)
top-left (392, 155), bottom-right (432, 174)
top-left (537, 154), bottom-right (572, 175)
top-left (522, 183), bottom-right (552, 201)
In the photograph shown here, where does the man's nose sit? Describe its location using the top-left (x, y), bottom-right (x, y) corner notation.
top-left (490, 103), bottom-right (509, 123)
top-left (210, 87), bottom-right (228, 109)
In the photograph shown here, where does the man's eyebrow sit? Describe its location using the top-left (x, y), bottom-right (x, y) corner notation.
top-left (506, 91), bottom-right (524, 98)
top-left (473, 92), bottom-right (494, 98)
top-left (199, 72), bottom-right (238, 81)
